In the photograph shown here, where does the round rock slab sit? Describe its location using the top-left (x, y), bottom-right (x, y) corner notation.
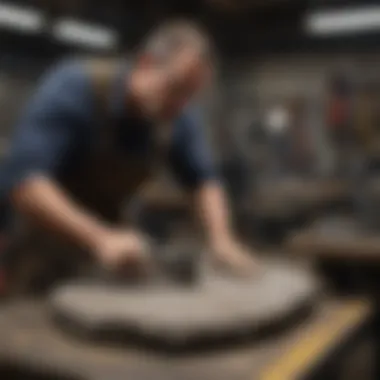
top-left (50, 260), bottom-right (319, 348)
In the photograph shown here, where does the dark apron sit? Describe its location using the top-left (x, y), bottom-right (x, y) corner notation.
top-left (8, 59), bottom-right (161, 293)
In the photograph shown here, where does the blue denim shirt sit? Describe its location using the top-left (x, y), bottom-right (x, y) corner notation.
top-left (0, 59), bottom-right (217, 228)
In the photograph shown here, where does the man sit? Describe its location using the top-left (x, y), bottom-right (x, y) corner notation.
top-left (0, 21), bottom-right (255, 286)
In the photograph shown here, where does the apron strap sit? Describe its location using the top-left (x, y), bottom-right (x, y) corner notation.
top-left (85, 58), bottom-right (122, 145)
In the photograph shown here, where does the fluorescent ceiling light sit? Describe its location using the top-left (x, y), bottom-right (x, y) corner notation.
top-left (306, 6), bottom-right (380, 36)
top-left (53, 18), bottom-right (118, 50)
top-left (0, 2), bottom-right (44, 32)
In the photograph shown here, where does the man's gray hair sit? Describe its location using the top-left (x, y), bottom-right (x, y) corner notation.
top-left (140, 20), bottom-right (213, 64)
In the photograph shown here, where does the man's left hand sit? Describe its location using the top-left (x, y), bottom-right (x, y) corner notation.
top-left (210, 238), bottom-right (259, 277)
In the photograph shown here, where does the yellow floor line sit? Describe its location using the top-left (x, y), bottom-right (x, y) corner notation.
top-left (260, 300), bottom-right (372, 380)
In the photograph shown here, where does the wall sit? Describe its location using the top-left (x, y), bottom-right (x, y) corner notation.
top-left (224, 53), bottom-right (380, 174)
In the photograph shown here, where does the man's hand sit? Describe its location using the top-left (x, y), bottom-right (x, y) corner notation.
top-left (93, 229), bottom-right (151, 272)
top-left (210, 238), bottom-right (259, 277)
top-left (192, 183), bottom-right (259, 277)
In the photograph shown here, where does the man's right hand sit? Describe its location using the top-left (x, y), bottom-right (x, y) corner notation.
top-left (93, 230), bottom-right (151, 271)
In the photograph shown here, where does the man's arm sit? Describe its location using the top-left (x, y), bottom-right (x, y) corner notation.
top-left (170, 110), bottom-right (257, 274)
top-left (170, 110), bottom-right (235, 246)
top-left (191, 181), bottom-right (234, 247)
top-left (13, 177), bottom-right (108, 250)
top-left (4, 61), bottom-right (108, 251)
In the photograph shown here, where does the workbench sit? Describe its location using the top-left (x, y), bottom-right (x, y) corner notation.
top-left (0, 298), bottom-right (371, 380)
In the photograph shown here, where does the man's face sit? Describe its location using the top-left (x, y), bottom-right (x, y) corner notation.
top-left (141, 49), bottom-right (210, 121)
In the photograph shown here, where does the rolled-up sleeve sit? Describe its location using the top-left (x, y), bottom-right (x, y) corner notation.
top-left (169, 108), bottom-right (218, 190)
top-left (0, 61), bottom-right (92, 199)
